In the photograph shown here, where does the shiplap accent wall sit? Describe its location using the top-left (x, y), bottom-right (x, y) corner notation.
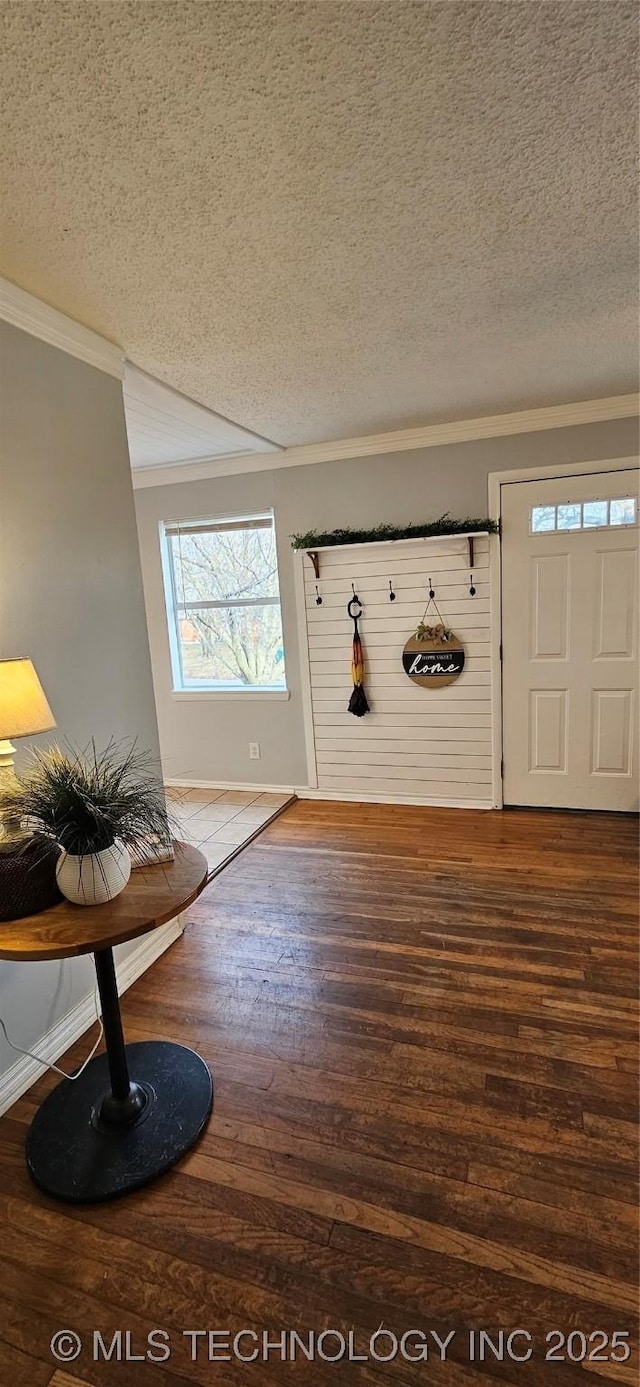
top-left (300, 535), bottom-right (496, 806)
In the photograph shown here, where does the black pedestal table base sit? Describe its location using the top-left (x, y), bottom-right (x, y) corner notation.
top-left (25, 947), bottom-right (213, 1203)
top-left (26, 1040), bottom-right (213, 1202)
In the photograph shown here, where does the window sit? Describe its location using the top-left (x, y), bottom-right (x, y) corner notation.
top-left (530, 496), bottom-right (637, 534)
top-left (161, 514), bottom-right (287, 693)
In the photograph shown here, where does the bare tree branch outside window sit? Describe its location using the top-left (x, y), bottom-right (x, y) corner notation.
top-left (165, 521), bottom-right (286, 689)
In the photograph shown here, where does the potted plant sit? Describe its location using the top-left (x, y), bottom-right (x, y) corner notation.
top-left (0, 741), bottom-right (172, 906)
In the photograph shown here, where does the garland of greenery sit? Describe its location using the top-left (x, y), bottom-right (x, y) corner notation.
top-left (291, 514), bottom-right (498, 550)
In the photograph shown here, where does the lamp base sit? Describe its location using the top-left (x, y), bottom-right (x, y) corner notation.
top-left (0, 738), bottom-right (32, 845)
top-left (0, 825), bottom-right (33, 850)
top-left (0, 834), bottom-right (62, 922)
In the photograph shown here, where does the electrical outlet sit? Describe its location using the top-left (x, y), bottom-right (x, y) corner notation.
top-left (249, 742), bottom-right (261, 760)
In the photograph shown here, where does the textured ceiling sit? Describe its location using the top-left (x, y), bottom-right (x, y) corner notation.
top-left (1, 1), bottom-right (638, 449)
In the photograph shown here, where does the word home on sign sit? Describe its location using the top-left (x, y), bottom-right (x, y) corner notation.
top-left (405, 650), bottom-right (465, 678)
top-left (402, 631), bottom-right (465, 689)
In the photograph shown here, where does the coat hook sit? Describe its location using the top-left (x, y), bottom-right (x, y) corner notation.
top-left (429, 578), bottom-right (435, 599)
top-left (469, 573), bottom-right (476, 597)
top-left (389, 580), bottom-right (396, 602)
top-left (351, 582), bottom-right (359, 601)
top-left (315, 584), bottom-right (323, 606)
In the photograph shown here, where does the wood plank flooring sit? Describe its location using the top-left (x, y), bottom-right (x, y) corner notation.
top-left (0, 801), bottom-right (638, 1387)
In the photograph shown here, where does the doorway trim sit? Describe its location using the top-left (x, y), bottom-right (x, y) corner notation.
top-left (488, 454), bottom-right (639, 811)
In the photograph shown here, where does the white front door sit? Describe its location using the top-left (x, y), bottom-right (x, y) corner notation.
top-left (501, 467), bottom-right (639, 810)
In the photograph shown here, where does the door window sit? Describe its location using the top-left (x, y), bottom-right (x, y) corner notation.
top-left (530, 497), bottom-right (636, 534)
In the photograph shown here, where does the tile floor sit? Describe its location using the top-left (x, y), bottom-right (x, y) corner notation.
top-left (164, 786), bottom-right (294, 873)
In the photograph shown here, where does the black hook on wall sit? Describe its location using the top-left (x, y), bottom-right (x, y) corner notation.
top-left (428, 578), bottom-right (435, 600)
top-left (315, 585), bottom-right (323, 606)
top-left (469, 574), bottom-right (476, 597)
top-left (389, 580), bottom-right (396, 602)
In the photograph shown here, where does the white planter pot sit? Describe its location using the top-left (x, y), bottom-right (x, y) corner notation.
top-left (56, 839), bottom-right (132, 906)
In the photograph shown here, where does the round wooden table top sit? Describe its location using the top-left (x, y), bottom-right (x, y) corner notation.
top-left (0, 842), bottom-right (208, 962)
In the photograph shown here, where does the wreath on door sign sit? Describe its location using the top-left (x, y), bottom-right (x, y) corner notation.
top-left (402, 592), bottom-right (465, 689)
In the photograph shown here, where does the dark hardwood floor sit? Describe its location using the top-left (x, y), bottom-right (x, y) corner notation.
top-left (1, 801), bottom-right (638, 1387)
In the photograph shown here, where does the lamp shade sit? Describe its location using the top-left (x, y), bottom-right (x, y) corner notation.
top-left (0, 659), bottom-right (56, 740)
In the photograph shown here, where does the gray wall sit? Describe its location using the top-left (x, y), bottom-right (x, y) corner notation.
top-left (135, 415), bottom-right (639, 786)
top-left (0, 322), bottom-right (162, 1086)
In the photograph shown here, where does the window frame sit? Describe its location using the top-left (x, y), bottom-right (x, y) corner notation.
top-left (159, 511), bottom-right (289, 700)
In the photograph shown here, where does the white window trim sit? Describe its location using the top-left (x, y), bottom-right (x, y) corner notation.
top-left (170, 689), bottom-right (290, 702)
top-left (159, 510), bottom-right (289, 697)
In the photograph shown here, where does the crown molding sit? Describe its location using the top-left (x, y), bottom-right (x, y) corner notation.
top-left (131, 393), bottom-right (639, 489)
top-left (0, 277), bottom-right (124, 378)
top-left (132, 449), bottom-right (281, 488)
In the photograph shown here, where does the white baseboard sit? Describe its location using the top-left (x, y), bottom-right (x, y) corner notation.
top-left (164, 776), bottom-right (297, 795)
top-left (163, 776), bottom-right (495, 810)
top-left (295, 788), bottom-right (495, 809)
top-left (0, 916), bottom-right (183, 1117)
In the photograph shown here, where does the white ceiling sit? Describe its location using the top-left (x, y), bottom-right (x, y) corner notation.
top-left (123, 365), bottom-right (280, 468)
top-left (1, 1), bottom-right (638, 452)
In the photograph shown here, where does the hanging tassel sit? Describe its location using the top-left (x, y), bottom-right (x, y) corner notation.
top-left (347, 603), bottom-right (370, 717)
top-left (348, 682), bottom-right (369, 716)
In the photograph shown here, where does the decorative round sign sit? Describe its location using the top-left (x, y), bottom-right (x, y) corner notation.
top-left (402, 623), bottom-right (465, 688)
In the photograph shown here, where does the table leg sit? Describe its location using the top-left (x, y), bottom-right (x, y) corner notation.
top-left (25, 947), bottom-right (213, 1203)
top-left (93, 948), bottom-right (147, 1127)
